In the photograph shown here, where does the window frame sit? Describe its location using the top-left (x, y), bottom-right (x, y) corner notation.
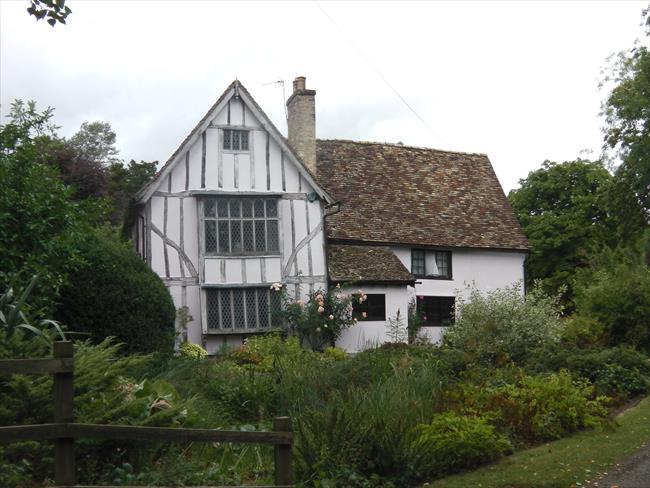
top-left (353, 294), bottom-right (387, 322)
top-left (411, 249), bottom-right (452, 279)
top-left (204, 286), bottom-right (283, 332)
top-left (416, 296), bottom-right (455, 327)
top-left (222, 128), bottom-right (250, 153)
top-left (202, 196), bottom-right (280, 257)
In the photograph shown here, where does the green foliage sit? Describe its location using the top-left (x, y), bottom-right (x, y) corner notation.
top-left (442, 284), bottom-right (563, 367)
top-left (0, 101), bottom-right (101, 312)
top-left (0, 275), bottom-right (65, 340)
top-left (179, 341), bottom-right (207, 359)
top-left (411, 412), bottom-right (513, 477)
top-left (460, 371), bottom-right (608, 443)
top-left (527, 345), bottom-right (650, 400)
top-left (601, 8), bottom-right (650, 225)
top-left (385, 308), bottom-right (407, 343)
top-left (280, 285), bottom-right (361, 351)
top-left (508, 159), bottom-right (616, 306)
top-left (27, 0), bottom-right (72, 27)
top-left (573, 241), bottom-right (650, 352)
top-left (55, 228), bottom-right (175, 354)
top-left (109, 159), bottom-right (157, 227)
top-left (68, 121), bottom-right (120, 166)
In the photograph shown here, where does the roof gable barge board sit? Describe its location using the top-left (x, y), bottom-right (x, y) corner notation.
top-left (135, 80), bottom-right (334, 204)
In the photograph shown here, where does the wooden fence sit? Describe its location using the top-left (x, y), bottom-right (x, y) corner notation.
top-left (0, 341), bottom-right (293, 487)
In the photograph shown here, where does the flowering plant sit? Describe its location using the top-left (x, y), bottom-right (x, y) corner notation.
top-left (273, 284), bottom-right (365, 351)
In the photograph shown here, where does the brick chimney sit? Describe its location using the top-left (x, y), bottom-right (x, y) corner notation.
top-left (286, 76), bottom-right (316, 173)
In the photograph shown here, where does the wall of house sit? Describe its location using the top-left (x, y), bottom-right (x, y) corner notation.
top-left (391, 247), bottom-right (526, 344)
top-left (336, 284), bottom-right (409, 353)
top-left (143, 95), bottom-right (327, 354)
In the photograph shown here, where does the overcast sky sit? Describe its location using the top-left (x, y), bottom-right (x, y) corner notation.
top-left (1, 0), bottom-right (647, 192)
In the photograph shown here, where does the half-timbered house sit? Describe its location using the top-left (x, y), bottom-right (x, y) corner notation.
top-left (133, 77), bottom-right (529, 353)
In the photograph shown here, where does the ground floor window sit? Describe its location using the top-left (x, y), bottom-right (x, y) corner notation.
top-left (353, 293), bottom-right (386, 321)
top-left (416, 296), bottom-right (455, 327)
top-left (206, 287), bottom-right (282, 330)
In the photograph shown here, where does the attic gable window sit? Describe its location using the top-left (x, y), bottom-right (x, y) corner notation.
top-left (204, 197), bottom-right (279, 255)
top-left (411, 249), bottom-right (452, 279)
top-left (223, 129), bottom-right (249, 151)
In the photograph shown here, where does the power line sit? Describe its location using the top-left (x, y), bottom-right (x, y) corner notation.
top-left (313, 0), bottom-right (445, 145)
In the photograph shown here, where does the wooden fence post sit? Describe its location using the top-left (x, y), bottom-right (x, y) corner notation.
top-left (53, 341), bottom-right (75, 486)
top-left (273, 416), bottom-right (293, 486)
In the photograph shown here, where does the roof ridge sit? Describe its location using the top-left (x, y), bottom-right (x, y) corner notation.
top-left (316, 138), bottom-right (488, 158)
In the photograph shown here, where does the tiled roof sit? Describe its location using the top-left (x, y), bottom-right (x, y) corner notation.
top-left (316, 140), bottom-right (529, 251)
top-left (327, 245), bottom-right (415, 284)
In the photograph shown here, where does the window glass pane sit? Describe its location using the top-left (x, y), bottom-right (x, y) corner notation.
top-left (435, 252), bottom-right (449, 277)
top-left (254, 199), bottom-right (265, 217)
top-left (417, 296), bottom-right (455, 327)
top-left (242, 199), bottom-right (253, 218)
top-left (218, 200), bottom-right (229, 218)
top-left (232, 289), bottom-right (245, 328)
top-left (258, 289), bottom-right (269, 327)
top-left (255, 220), bottom-right (266, 251)
top-left (220, 290), bottom-right (232, 329)
top-left (218, 221), bottom-right (230, 253)
top-left (204, 199), bottom-right (216, 217)
top-left (271, 291), bottom-right (282, 327)
top-left (205, 221), bottom-right (217, 253)
top-left (266, 199), bottom-right (277, 217)
top-left (231, 221), bottom-right (242, 253)
top-left (267, 220), bottom-right (279, 252)
top-left (425, 252), bottom-right (440, 276)
top-left (412, 250), bottom-right (425, 275)
top-left (223, 130), bottom-right (231, 150)
top-left (246, 290), bottom-right (258, 328)
top-left (240, 131), bottom-right (249, 151)
top-left (232, 130), bottom-right (240, 151)
top-left (354, 294), bottom-right (386, 321)
top-left (243, 220), bottom-right (255, 252)
top-left (207, 290), bottom-right (220, 329)
top-left (230, 199), bottom-right (241, 218)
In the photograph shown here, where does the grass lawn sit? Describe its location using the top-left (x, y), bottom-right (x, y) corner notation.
top-left (424, 397), bottom-right (650, 488)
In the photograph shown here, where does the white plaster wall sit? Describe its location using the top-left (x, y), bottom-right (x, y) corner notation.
top-left (336, 285), bottom-right (409, 353)
top-left (392, 246), bottom-right (526, 344)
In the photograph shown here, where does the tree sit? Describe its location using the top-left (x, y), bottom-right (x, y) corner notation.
top-left (108, 159), bottom-right (157, 226)
top-left (0, 101), bottom-right (100, 311)
top-left (508, 159), bottom-right (616, 307)
top-left (26, 0), bottom-right (72, 27)
top-left (67, 121), bottom-right (120, 166)
top-left (600, 7), bottom-right (650, 235)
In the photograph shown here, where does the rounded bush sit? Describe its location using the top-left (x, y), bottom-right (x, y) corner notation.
top-left (55, 229), bottom-right (175, 354)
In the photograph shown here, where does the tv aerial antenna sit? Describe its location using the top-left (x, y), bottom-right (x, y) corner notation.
top-left (263, 79), bottom-right (288, 130)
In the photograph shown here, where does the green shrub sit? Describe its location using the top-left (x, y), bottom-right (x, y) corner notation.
top-left (574, 242), bottom-right (650, 352)
top-left (179, 341), bottom-right (207, 359)
top-left (461, 371), bottom-right (608, 442)
top-left (443, 284), bottom-right (563, 367)
top-left (411, 412), bottom-right (513, 477)
top-left (528, 345), bottom-right (650, 399)
top-left (55, 228), bottom-right (175, 354)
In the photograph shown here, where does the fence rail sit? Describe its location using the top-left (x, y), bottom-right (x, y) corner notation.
top-left (0, 341), bottom-right (293, 487)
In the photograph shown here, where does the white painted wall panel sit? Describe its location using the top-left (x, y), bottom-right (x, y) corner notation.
top-left (150, 196), bottom-right (165, 230)
top-left (265, 257), bottom-right (282, 283)
top-left (253, 131), bottom-right (268, 191)
top-left (170, 157), bottom-right (186, 193)
top-left (244, 105), bottom-right (260, 128)
top-left (225, 259), bottom-right (243, 283)
top-left (205, 129), bottom-right (220, 189)
top-left (239, 154), bottom-right (252, 189)
top-left (337, 285), bottom-right (409, 353)
top-left (166, 198), bottom-right (181, 244)
top-left (188, 139), bottom-right (203, 190)
top-left (245, 258), bottom-right (262, 283)
top-left (222, 153), bottom-right (235, 191)
top-left (310, 231), bottom-right (326, 276)
top-left (268, 143), bottom-right (283, 191)
top-left (204, 258), bottom-right (222, 283)
top-left (182, 197), bottom-right (199, 268)
top-left (185, 285), bottom-right (202, 344)
top-left (284, 159), bottom-right (300, 192)
top-left (150, 232), bottom-right (166, 276)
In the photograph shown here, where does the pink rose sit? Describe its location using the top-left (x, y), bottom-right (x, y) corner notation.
top-left (318, 306), bottom-right (325, 313)
top-left (362, 312), bottom-right (367, 318)
top-left (329, 314), bottom-right (334, 320)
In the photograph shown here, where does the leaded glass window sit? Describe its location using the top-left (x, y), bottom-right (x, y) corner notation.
top-left (411, 249), bottom-right (452, 279)
top-left (223, 129), bottom-right (249, 151)
top-left (206, 287), bottom-right (282, 330)
top-left (204, 197), bottom-right (280, 255)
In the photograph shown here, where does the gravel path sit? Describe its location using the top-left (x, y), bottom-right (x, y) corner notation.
top-left (587, 444), bottom-right (650, 488)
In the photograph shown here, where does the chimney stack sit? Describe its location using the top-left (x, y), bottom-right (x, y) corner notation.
top-left (287, 76), bottom-right (316, 174)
